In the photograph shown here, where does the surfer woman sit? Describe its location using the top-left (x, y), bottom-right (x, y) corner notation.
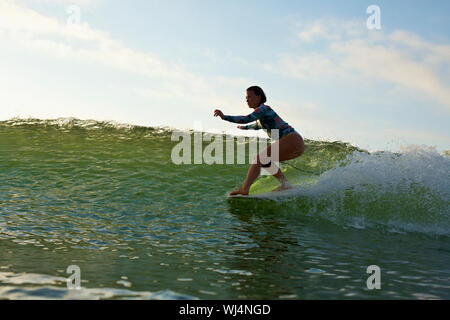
top-left (214, 86), bottom-right (305, 196)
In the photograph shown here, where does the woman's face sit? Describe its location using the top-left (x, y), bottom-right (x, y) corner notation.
top-left (246, 90), bottom-right (261, 109)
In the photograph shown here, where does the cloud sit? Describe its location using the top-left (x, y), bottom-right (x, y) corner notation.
top-left (264, 53), bottom-right (340, 80)
top-left (296, 19), bottom-right (363, 43)
top-left (332, 39), bottom-right (450, 108)
top-left (266, 19), bottom-right (450, 111)
top-left (25, 0), bottom-right (105, 5)
top-left (0, 1), bottom-right (186, 79)
top-left (0, 0), bottom-right (251, 112)
top-left (388, 30), bottom-right (450, 67)
top-left (297, 22), bottom-right (331, 42)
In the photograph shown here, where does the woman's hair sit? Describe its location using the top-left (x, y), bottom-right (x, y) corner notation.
top-left (247, 86), bottom-right (267, 104)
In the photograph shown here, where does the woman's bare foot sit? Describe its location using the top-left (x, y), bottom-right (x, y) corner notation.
top-left (229, 187), bottom-right (249, 196)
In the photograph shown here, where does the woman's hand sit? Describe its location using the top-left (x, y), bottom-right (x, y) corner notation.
top-left (214, 109), bottom-right (224, 120)
top-left (237, 126), bottom-right (244, 129)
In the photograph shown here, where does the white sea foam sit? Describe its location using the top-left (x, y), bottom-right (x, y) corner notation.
top-left (310, 145), bottom-right (449, 197)
top-left (273, 145), bottom-right (450, 235)
top-left (0, 272), bottom-right (197, 300)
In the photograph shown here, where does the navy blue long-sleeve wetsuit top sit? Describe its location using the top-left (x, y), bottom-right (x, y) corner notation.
top-left (224, 104), bottom-right (296, 139)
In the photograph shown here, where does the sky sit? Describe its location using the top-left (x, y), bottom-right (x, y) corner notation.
top-left (0, 0), bottom-right (449, 152)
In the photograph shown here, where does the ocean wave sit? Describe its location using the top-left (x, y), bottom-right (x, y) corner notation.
top-left (2, 117), bottom-right (449, 236)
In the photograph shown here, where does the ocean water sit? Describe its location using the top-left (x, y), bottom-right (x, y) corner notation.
top-left (0, 118), bottom-right (449, 300)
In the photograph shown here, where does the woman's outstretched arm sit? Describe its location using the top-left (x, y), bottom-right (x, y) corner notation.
top-left (223, 105), bottom-right (269, 124)
top-left (238, 122), bottom-right (262, 130)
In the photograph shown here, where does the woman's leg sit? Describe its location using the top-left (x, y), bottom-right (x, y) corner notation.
top-left (240, 162), bottom-right (262, 193)
top-left (268, 132), bottom-right (305, 190)
top-left (229, 132), bottom-right (305, 195)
